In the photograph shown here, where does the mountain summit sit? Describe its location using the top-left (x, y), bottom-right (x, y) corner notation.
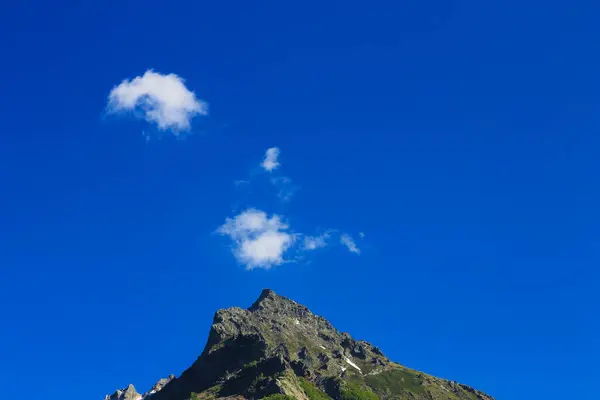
top-left (105, 375), bottom-right (175, 400)
top-left (105, 289), bottom-right (494, 400)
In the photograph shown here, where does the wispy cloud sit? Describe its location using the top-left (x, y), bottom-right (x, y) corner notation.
top-left (261, 147), bottom-right (280, 172)
top-left (303, 233), bottom-right (330, 251)
top-left (340, 233), bottom-right (361, 255)
top-left (107, 70), bottom-right (207, 133)
top-left (271, 176), bottom-right (300, 203)
top-left (233, 179), bottom-right (251, 187)
top-left (235, 147), bottom-right (299, 202)
top-left (217, 209), bottom-right (295, 269)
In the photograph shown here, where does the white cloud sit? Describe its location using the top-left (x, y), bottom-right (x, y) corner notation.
top-left (340, 233), bottom-right (360, 255)
top-left (218, 148), bottom-right (366, 268)
top-left (261, 147), bottom-right (280, 172)
top-left (303, 233), bottom-right (329, 251)
top-left (217, 212), bottom-right (363, 267)
top-left (107, 70), bottom-right (207, 133)
top-left (217, 209), bottom-right (294, 269)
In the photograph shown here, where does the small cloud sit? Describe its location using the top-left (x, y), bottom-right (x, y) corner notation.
top-left (359, 232), bottom-right (365, 239)
top-left (261, 147), bottom-right (280, 172)
top-left (271, 177), bottom-right (300, 203)
top-left (303, 233), bottom-right (330, 251)
top-left (217, 208), bottom-right (294, 269)
top-left (340, 233), bottom-right (360, 255)
top-left (107, 70), bottom-right (207, 133)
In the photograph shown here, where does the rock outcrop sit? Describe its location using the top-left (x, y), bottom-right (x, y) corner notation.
top-left (105, 376), bottom-right (175, 400)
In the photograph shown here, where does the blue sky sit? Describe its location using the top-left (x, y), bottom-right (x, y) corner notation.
top-left (0, 0), bottom-right (599, 399)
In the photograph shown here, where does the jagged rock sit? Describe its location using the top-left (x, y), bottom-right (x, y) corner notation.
top-left (104, 289), bottom-right (495, 400)
top-left (105, 376), bottom-right (175, 400)
top-left (104, 384), bottom-right (142, 400)
top-left (145, 375), bottom-right (176, 396)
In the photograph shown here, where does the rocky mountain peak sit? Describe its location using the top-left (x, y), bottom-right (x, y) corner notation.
top-left (250, 288), bottom-right (278, 305)
top-left (248, 289), bottom-right (304, 314)
top-left (104, 290), bottom-right (495, 400)
top-left (104, 376), bottom-right (175, 400)
top-left (104, 384), bottom-right (141, 400)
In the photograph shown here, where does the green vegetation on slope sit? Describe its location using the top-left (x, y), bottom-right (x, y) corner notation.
top-left (365, 367), bottom-right (425, 395)
top-left (299, 378), bottom-right (332, 400)
top-left (187, 384), bottom-right (222, 400)
top-left (341, 381), bottom-right (380, 400)
top-left (243, 360), bottom-right (259, 369)
top-left (261, 395), bottom-right (295, 400)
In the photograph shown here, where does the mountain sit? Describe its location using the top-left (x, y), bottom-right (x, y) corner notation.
top-left (105, 376), bottom-right (175, 400)
top-left (105, 289), bottom-right (494, 400)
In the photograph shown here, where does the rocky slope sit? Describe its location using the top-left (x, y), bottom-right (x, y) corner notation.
top-left (106, 289), bottom-right (494, 400)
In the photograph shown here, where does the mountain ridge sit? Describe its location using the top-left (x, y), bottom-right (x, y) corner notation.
top-left (105, 289), bottom-right (494, 400)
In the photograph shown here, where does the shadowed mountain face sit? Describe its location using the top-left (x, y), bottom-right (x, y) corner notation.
top-left (106, 289), bottom-right (495, 400)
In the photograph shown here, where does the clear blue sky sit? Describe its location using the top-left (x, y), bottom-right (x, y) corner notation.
top-left (0, 1), bottom-right (598, 399)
